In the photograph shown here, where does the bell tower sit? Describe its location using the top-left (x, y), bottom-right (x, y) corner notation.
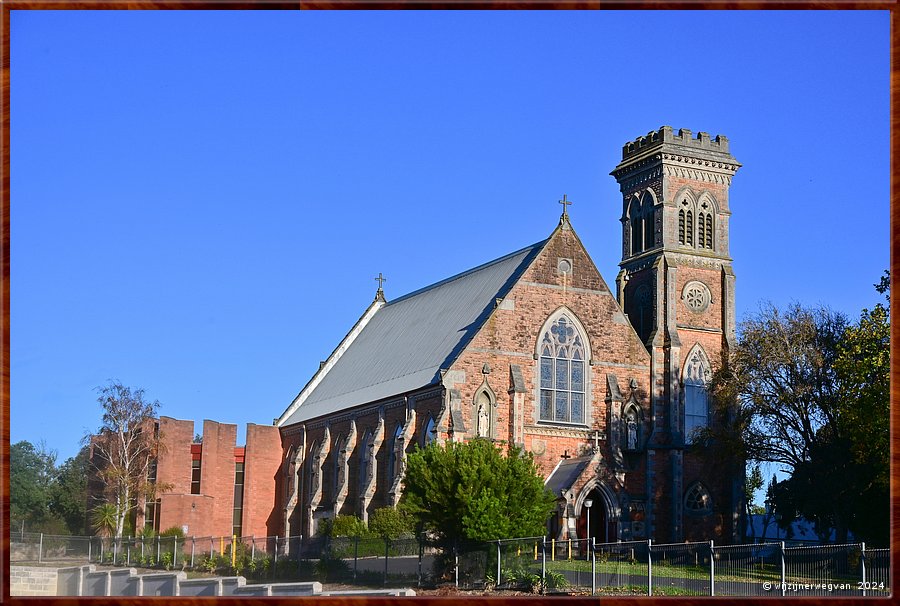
top-left (610, 126), bottom-right (741, 543)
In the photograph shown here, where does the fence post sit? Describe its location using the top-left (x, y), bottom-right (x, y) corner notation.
top-left (39, 533), bottom-right (43, 564)
top-left (541, 537), bottom-right (546, 595)
top-left (354, 535), bottom-right (360, 582)
top-left (591, 537), bottom-right (596, 596)
top-left (417, 534), bottom-right (423, 587)
top-left (274, 535), bottom-right (279, 569)
top-left (384, 538), bottom-right (390, 587)
top-left (173, 537), bottom-right (178, 568)
top-left (647, 538), bottom-right (652, 596)
top-left (190, 536), bottom-right (195, 569)
top-left (156, 535), bottom-right (161, 565)
top-left (251, 536), bottom-right (255, 560)
top-left (860, 542), bottom-right (866, 597)
top-left (709, 540), bottom-right (715, 596)
top-left (779, 541), bottom-right (786, 597)
top-left (454, 539), bottom-right (459, 588)
top-left (127, 537), bottom-right (131, 566)
top-left (497, 541), bottom-right (501, 588)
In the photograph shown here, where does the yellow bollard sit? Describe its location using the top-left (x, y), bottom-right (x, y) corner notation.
top-left (517, 545), bottom-right (521, 557)
top-left (551, 539), bottom-right (556, 561)
top-left (534, 543), bottom-right (538, 561)
top-left (232, 535), bottom-right (236, 567)
top-left (220, 536), bottom-right (224, 555)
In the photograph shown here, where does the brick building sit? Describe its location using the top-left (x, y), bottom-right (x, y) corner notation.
top-left (90, 418), bottom-right (282, 539)
top-left (275, 126), bottom-right (744, 545)
top-left (91, 126), bottom-right (743, 545)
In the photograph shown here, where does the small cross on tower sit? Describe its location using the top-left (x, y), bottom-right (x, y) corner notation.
top-left (559, 193), bottom-right (572, 219)
top-left (560, 450), bottom-right (572, 460)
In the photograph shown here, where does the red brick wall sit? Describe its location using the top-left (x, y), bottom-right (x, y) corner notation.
top-left (200, 420), bottom-right (238, 537)
top-left (157, 417), bottom-right (195, 496)
top-left (242, 423), bottom-right (282, 538)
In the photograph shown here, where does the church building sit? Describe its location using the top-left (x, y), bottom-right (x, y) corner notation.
top-left (274, 126), bottom-right (744, 545)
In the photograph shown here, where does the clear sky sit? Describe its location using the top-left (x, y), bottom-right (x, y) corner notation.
top-left (11, 10), bottom-right (890, 466)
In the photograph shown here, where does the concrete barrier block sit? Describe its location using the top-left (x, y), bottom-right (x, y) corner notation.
top-left (234, 584), bottom-right (272, 596)
top-left (268, 582), bottom-right (322, 596)
top-left (220, 577), bottom-right (247, 596)
top-left (320, 588), bottom-right (417, 596)
top-left (140, 571), bottom-right (186, 596)
top-left (109, 568), bottom-right (139, 596)
top-left (83, 570), bottom-right (110, 596)
top-left (178, 578), bottom-right (222, 596)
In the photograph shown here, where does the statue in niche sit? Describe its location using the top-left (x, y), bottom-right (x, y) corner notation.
top-left (626, 412), bottom-right (637, 450)
top-left (475, 391), bottom-right (491, 437)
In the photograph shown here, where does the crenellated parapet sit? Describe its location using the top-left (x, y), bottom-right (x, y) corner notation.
top-left (621, 126), bottom-right (731, 160)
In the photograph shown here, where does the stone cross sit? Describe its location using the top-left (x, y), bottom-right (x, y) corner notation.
top-left (591, 430), bottom-right (602, 451)
top-left (560, 450), bottom-right (571, 460)
top-left (374, 272), bottom-right (387, 291)
top-left (559, 194), bottom-right (572, 217)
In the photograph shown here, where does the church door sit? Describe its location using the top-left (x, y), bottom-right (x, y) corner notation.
top-left (578, 489), bottom-right (617, 545)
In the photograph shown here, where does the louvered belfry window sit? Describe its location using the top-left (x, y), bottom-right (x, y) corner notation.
top-left (539, 315), bottom-right (586, 424)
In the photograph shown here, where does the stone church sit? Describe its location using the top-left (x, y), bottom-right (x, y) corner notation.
top-left (275, 126), bottom-right (743, 545)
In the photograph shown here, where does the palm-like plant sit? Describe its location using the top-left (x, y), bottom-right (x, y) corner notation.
top-left (91, 503), bottom-right (118, 538)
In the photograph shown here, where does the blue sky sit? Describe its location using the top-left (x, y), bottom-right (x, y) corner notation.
top-left (12, 10), bottom-right (890, 475)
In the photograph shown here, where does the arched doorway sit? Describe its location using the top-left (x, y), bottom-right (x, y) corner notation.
top-left (577, 487), bottom-right (617, 545)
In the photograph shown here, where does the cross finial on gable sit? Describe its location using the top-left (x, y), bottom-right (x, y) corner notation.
top-left (559, 194), bottom-right (572, 217)
top-left (374, 273), bottom-right (387, 302)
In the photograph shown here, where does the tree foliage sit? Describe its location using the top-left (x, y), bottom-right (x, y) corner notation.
top-left (87, 381), bottom-right (165, 538)
top-left (11, 440), bottom-right (57, 529)
top-left (49, 447), bottom-right (91, 535)
top-left (400, 439), bottom-right (555, 549)
top-left (368, 507), bottom-right (413, 540)
top-left (703, 274), bottom-right (889, 545)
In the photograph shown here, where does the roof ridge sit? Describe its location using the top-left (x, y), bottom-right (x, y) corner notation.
top-left (386, 239), bottom-right (549, 306)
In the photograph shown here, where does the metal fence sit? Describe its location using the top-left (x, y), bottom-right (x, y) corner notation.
top-left (10, 530), bottom-right (891, 596)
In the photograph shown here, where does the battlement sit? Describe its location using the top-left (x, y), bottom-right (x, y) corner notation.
top-left (622, 126), bottom-right (730, 160)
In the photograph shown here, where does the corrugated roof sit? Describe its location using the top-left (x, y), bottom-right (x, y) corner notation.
top-left (544, 456), bottom-right (592, 496)
top-left (280, 240), bottom-right (547, 426)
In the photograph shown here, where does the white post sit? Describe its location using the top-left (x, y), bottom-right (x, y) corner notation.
top-left (591, 537), bottom-right (596, 595)
top-left (780, 541), bottom-right (786, 597)
top-left (541, 537), bottom-right (546, 594)
top-left (39, 533), bottom-right (44, 564)
top-left (860, 542), bottom-right (866, 597)
top-left (173, 537), bottom-right (178, 568)
top-left (190, 537), bottom-right (195, 569)
top-left (709, 540), bottom-right (715, 596)
top-left (647, 538), bottom-right (653, 596)
top-left (496, 541), bottom-right (501, 588)
top-left (251, 536), bottom-right (255, 560)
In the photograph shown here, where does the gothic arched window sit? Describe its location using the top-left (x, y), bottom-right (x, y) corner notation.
top-left (630, 198), bottom-right (643, 255)
top-left (678, 209), bottom-right (686, 245)
top-left (642, 194), bottom-right (655, 249)
top-left (684, 482), bottom-right (712, 514)
top-left (358, 430), bottom-right (372, 496)
top-left (387, 424), bottom-right (403, 482)
top-left (704, 213), bottom-right (713, 249)
top-left (422, 415), bottom-right (436, 447)
top-left (685, 210), bottom-right (694, 246)
top-left (331, 434), bottom-right (344, 500)
top-left (683, 348), bottom-right (711, 442)
top-left (539, 314), bottom-right (588, 425)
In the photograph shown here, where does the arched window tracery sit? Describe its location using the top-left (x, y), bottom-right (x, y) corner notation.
top-left (539, 314), bottom-right (588, 425)
top-left (683, 347), bottom-right (711, 441)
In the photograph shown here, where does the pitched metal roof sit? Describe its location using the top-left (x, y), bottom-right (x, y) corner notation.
top-left (279, 240), bottom-right (548, 427)
top-left (544, 456), bottom-right (593, 497)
